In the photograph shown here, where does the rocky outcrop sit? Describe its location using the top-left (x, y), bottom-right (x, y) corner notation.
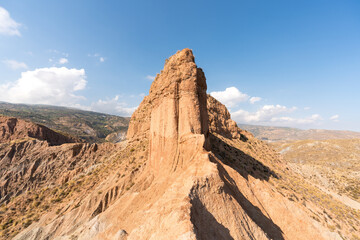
top-left (0, 116), bottom-right (77, 145)
top-left (129, 49), bottom-right (209, 174)
top-left (207, 94), bottom-right (252, 141)
top-left (91, 49), bottom-right (338, 239)
top-left (10, 49), bottom-right (348, 240)
top-left (105, 131), bottom-right (126, 143)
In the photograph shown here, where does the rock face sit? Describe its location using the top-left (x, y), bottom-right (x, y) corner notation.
top-left (207, 94), bottom-right (252, 141)
top-left (129, 49), bottom-right (209, 174)
top-left (9, 49), bottom-right (350, 240)
top-left (0, 116), bottom-right (77, 145)
top-left (105, 131), bottom-right (126, 143)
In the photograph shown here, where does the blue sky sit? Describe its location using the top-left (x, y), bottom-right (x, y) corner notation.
top-left (0, 1), bottom-right (360, 131)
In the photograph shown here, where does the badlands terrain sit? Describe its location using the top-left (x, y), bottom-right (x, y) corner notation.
top-left (0, 49), bottom-right (359, 239)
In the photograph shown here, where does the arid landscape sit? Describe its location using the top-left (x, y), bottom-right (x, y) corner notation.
top-left (2, 1), bottom-right (360, 239)
top-left (272, 139), bottom-right (360, 207)
top-left (0, 49), bottom-right (358, 240)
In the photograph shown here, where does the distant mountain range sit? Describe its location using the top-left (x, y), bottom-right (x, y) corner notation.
top-left (238, 124), bottom-right (360, 142)
top-left (0, 102), bottom-right (129, 143)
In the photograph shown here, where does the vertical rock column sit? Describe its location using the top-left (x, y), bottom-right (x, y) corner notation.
top-left (147, 49), bottom-right (209, 174)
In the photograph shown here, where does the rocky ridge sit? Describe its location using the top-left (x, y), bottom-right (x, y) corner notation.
top-left (0, 103), bottom-right (130, 143)
top-left (0, 116), bottom-right (77, 146)
top-left (0, 49), bottom-right (357, 239)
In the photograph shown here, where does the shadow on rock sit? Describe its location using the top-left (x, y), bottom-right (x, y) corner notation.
top-left (190, 195), bottom-right (234, 240)
top-left (209, 133), bottom-right (278, 181)
top-left (211, 154), bottom-right (285, 240)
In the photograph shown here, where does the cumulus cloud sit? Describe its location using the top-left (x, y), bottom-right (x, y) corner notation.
top-left (3, 60), bottom-right (28, 70)
top-left (210, 87), bottom-right (249, 108)
top-left (145, 75), bottom-right (155, 81)
top-left (99, 57), bottom-right (105, 62)
top-left (231, 104), bottom-right (323, 126)
top-left (58, 58), bottom-right (68, 64)
top-left (89, 95), bottom-right (136, 116)
top-left (232, 104), bottom-right (297, 123)
top-left (0, 67), bottom-right (87, 106)
top-left (0, 66), bottom-right (139, 116)
top-left (330, 114), bottom-right (339, 122)
top-left (0, 7), bottom-right (21, 36)
top-left (249, 96), bottom-right (261, 104)
top-left (271, 114), bottom-right (322, 124)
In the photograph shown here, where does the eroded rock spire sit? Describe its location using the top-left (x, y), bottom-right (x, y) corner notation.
top-left (127, 48), bottom-right (209, 173)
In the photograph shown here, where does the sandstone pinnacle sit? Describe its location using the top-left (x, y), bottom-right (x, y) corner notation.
top-left (128, 48), bottom-right (210, 173)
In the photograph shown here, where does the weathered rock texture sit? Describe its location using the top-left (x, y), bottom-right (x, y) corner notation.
top-left (0, 116), bottom-right (77, 145)
top-left (6, 49), bottom-right (353, 240)
top-left (0, 140), bottom-right (112, 204)
top-left (130, 49), bottom-right (209, 174)
top-left (207, 94), bottom-right (252, 141)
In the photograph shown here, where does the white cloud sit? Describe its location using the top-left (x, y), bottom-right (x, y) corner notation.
top-left (210, 87), bottom-right (326, 127)
top-left (145, 75), bottom-right (155, 81)
top-left (330, 114), bottom-right (339, 122)
top-left (0, 7), bottom-right (21, 36)
top-left (232, 104), bottom-right (322, 126)
top-left (58, 58), bottom-right (68, 64)
top-left (0, 66), bottom-right (138, 117)
top-left (3, 60), bottom-right (28, 70)
top-left (99, 57), bottom-right (105, 62)
top-left (249, 96), bottom-right (261, 104)
top-left (271, 114), bottom-right (322, 124)
top-left (232, 104), bottom-right (296, 123)
top-left (89, 95), bottom-right (136, 116)
top-left (0, 67), bottom-right (87, 106)
top-left (210, 87), bottom-right (249, 108)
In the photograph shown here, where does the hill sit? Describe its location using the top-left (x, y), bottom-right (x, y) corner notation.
top-left (0, 102), bottom-right (129, 143)
top-left (0, 116), bottom-right (77, 146)
top-left (239, 124), bottom-right (360, 142)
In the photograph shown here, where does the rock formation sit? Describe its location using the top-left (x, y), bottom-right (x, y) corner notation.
top-left (129, 49), bottom-right (209, 175)
top-left (2, 49), bottom-right (353, 240)
top-left (0, 116), bottom-right (77, 145)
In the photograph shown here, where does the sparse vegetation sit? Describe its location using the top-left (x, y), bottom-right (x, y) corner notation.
top-left (0, 137), bottom-right (149, 239)
top-left (273, 139), bottom-right (360, 202)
